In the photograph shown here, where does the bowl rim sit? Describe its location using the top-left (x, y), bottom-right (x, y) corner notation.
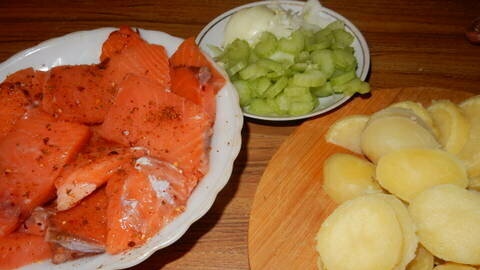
top-left (197, 0), bottom-right (371, 122)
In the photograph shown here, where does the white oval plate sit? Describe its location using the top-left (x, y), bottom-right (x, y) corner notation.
top-left (0, 27), bottom-right (243, 269)
top-left (197, 0), bottom-right (370, 121)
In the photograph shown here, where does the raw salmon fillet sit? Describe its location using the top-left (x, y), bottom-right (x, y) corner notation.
top-left (0, 109), bottom-right (90, 236)
top-left (0, 83), bottom-right (30, 140)
top-left (170, 37), bottom-right (226, 93)
top-left (55, 131), bottom-right (136, 211)
top-left (2, 67), bottom-right (47, 103)
top-left (47, 188), bottom-right (108, 263)
top-left (101, 26), bottom-right (171, 91)
top-left (105, 166), bottom-right (161, 254)
top-left (170, 66), bottom-right (216, 120)
top-left (106, 157), bottom-right (190, 254)
top-left (99, 74), bottom-right (212, 180)
top-left (0, 232), bottom-right (52, 269)
top-left (41, 63), bottom-right (116, 124)
top-left (100, 26), bottom-right (143, 61)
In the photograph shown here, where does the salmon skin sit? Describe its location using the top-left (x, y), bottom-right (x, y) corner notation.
top-left (99, 74), bottom-right (213, 181)
top-left (0, 109), bottom-right (90, 236)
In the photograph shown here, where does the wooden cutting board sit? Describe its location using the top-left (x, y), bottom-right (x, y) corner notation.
top-left (248, 87), bottom-right (475, 270)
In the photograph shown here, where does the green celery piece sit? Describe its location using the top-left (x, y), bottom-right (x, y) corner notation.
top-left (222, 39), bottom-right (250, 66)
top-left (268, 51), bottom-right (295, 64)
top-left (332, 48), bottom-right (357, 71)
top-left (278, 30), bottom-right (305, 54)
top-left (254, 32), bottom-right (278, 58)
top-left (311, 82), bottom-right (334, 97)
top-left (311, 49), bottom-right (335, 78)
top-left (239, 63), bottom-right (269, 80)
top-left (332, 29), bottom-right (354, 49)
top-left (264, 77), bottom-right (288, 99)
top-left (246, 98), bottom-right (277, 116)
top-left (233, 80), bottom-right (253, 106)
top-left (292, 69), bottom-right (327, 87)
top-left (248, 77), bottom-right (272, 97)
top-left (333, 78), bottom-right (370, 96)
top-left (330, 70), bottom-right (356, 86)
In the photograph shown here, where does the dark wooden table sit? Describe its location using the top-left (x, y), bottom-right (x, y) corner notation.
top-left (0, 0), bottom-right (479, 269)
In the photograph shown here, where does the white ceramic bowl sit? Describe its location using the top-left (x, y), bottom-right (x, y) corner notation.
top-left (197, 0), bottom-right (370, 121)
top-left (0, 27), bottom-right (243, 269)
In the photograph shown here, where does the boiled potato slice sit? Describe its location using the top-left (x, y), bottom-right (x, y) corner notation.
top-left (360, 110), bottom-right (440, 163)
top-left (316, 195), bottom-right (403, 270)
top-left (409, 184), bottom-right (480, 265)
top-left (390, 101), bottom-right (438, 136)
top-left (376, 148), bottom-right (468, 202)
top-left (458, 95), bottom-right (480, 177)
top-left (427, 100), bottom-right (470, 154)
top-left (323, 153), bottom-right (382, 203)
top-left (325, 115), bottom-right (369, 154)
top-left (374, 194), bottom-right (418, 270)
top-left (406, 245), bottom-right (434, 270)
top-left (433, 263), bottom-right (477, 270)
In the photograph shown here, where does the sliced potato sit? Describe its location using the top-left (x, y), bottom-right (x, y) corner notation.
top-left (373, 194), bottom-right (418, 270)
top-left (390, 101), bottom-right (438, 136)
top-left (323, 153), bottom-right (382, 203)
top-left (316, 195), bottom-right (403, 270)
top-left (409, 184), bottom-right (480, 265)
top-left (360, 110), bottom-right (440, 163)
top-left (325, 114), bottom-right (369, 154)
top-left (427, 100), bottom-right (470, 154)
top-left (433, 263), bottom-right (477, 270)
top-left (406, 245), bottom-right (434, 270)
top-left (376, 148), bottom-right (468, 202)
top-left (458, 95), bottom-right (480, 177)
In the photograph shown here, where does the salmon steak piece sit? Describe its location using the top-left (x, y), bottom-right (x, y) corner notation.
top-left (0, 83), bottom-right (30, 140)
top-left (170, 37), bottom-right (226, 94)
top-left (101, 26), bottom-right (170, 91)
top-left (0, 109), bottom-right (90, 236)
top-left (47, 188), bottom-right (108, 263)
top-left (99, 74), bottom-right (213, 180)
top-left (2, 67), bottom-right (47, 103)
top-left (106, 157), bottom-right (190, 254)
top-left (55, 131), bottom-right (137, 211)
top-left (0, 232), bottom-right (53, 269)
top-left (170, 66), bottom-right (216, 120)
top-left (41, 63), bottom-right (116, 124)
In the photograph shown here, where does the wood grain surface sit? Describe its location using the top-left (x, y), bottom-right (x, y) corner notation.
top-left (248, 87), bottom-right (474, 270)
top-left (0, 0), bottom-right (479, 269)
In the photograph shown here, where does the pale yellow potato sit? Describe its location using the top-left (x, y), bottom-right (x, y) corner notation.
top-left (433, 263), bottom-right (477, 270)
top-left (360, 110), bottom-right (440, 163)
top-left (468, 175), bottom-right (480, 192)
top-left (376, 148), bottom-right (468, 202)
top-left (409, 184), bottom-right (480, 265)
top-left (373, 194), bottom-right (419, 270)
top-left (325, 114), bottom-right (369, 154)
top-left (406, 245), bottom-right (434, 270)
top-left (458, 95), bottom-right (480, 177)
top-left (323, 153), bottom-right (382, 203)
top-left (428, 100), bottom-right (470, 154)
top-left (390, 101), bottom-right (438, 136)
top-left (316, 195), bottom-right (403, 270)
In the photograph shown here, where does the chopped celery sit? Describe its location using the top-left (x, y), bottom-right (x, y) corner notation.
top-left (330, 70), bottom-right (356, 86)
top-left (311, 49), bottom-right (335, 78)
top-left (311, 82), bottom-right (334, 97)
top-left (246, 98), bottom-right (277, 116)
top-left (292, 69), bottom-right (326, 87)
top-left (254, 32), bottom-right (278, 58)
top-left (332, 48), bottom-right (357, 71)
top-left (264, 77), bottom-right (288, 98)
top-left (248, 77), bottom-right (272, 97)
top-left (278, 30), bottom-right (305, 54)
top-left (268, 51), bottom-right (295, 64)
top-left (208, 44), bottom-right (223, 58)
top-left (214, 19), bottom-right (370, 117)
top-left (332, 29), bottom-right (354, 49)
top-left (239, 63), bottom-right (269, 80)
top-left (233, 80), bottom-right (252, 106)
